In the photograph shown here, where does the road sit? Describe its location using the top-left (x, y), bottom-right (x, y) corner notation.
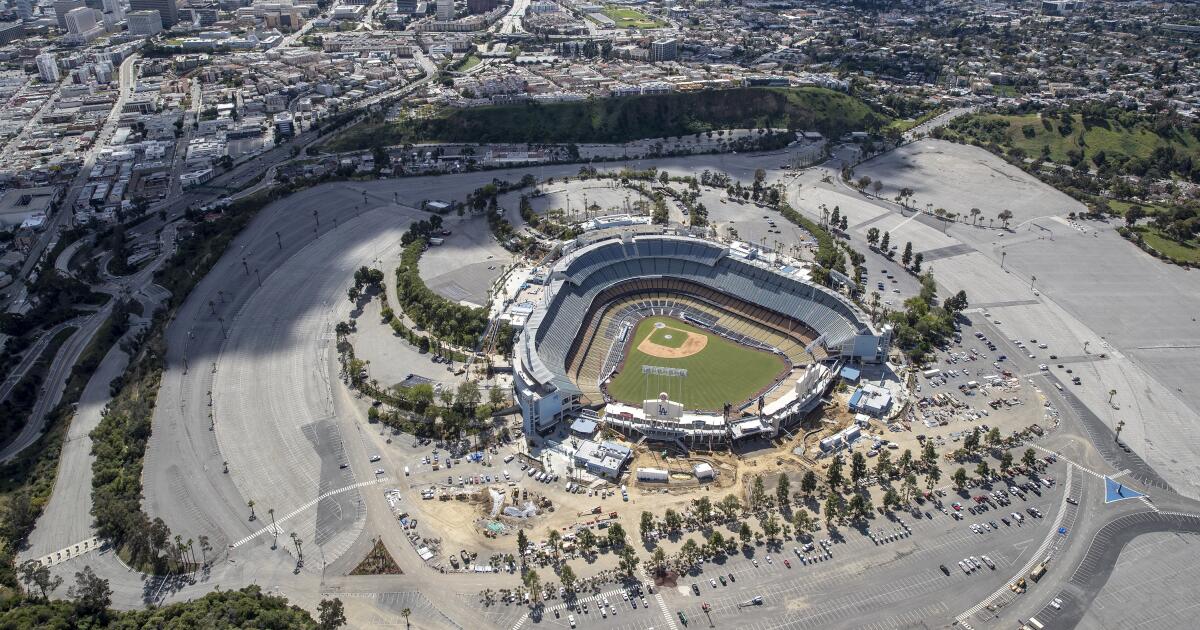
top-left (4, 53), bottom-right (140, 316)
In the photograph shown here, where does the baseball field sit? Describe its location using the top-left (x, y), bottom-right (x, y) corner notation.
top-left (605, 316), bottom-right (786, 411)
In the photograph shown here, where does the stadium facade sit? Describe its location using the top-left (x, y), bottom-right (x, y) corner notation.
top-left (514, 232), bottom-right (889, 447)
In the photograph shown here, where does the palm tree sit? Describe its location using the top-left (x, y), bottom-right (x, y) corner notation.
top-left (970, 207), bottom-right (981, 225)
top-left (269, 508), bottom-right (277, 548)
top-left (997, 209), bottom-right (1014, 228)
top-left (247, 500), bottom-right (256, 521)
top-left (401, 607), bottom-right (412, 629)
top-left (1115, 420), bottom-right (1126, 442)
top-left (1108, 389), bottom-right (1117, 405)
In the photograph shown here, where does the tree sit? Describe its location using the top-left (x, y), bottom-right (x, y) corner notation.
top-left (850, 452), bottom-right (867, 487)
top-left (640, 511), bottom-right (656, 539)
top-left (776, 475), bottom-right (791, 508)
top-left (867, 227), bottom-right (880, 246)
top-left (68, 566), bottom-right (111, 617)
top-left (922, 442), bottom-right (937, 468)
top-left (607, 522), bottom-right (627, 548)
top-left (883, 487), bottom-right (901, 511)
top-left (651, 547), bottom-right (667, 574)
top-left (559, 564), bottom-right (577, 593)
top-left (318, 598), bottom-right (347, 629)
top-left (975, 461), bottom-right (991, 480)
top-left (401, 607), bottom-right (412, 630)
top-left (925, 463), bottom-right (941, 491)
top-left (1023, 448), bottom-right (1038, 468)
top-left (19, 560), bottom-right (61, 600)
top-left (912, 252), bottom-right (924, 272)
top-left (707, 530), bottom-right (726, 556)
top-left (985, 427), bottom-right (1002, 448)
top-left (456, 380), bottom-right (481, 412)
top-left (848, 493), bottom-right (872, 521)
top-left (750, 474), bottom-right (767, 510)
top-left (547, 530), bottom-right (561, 560)
top-left (1001, 450), bottom-right (1014, 471)
top-left (998, 209), bottom-right (1014, 228)
top-left (963, 430), bottom-right (980, 453)
top-left (678, 539), bottom-right (699, 568)
top-left (970, 207), bottom-right (981, 225)
top-left (943, 290), bottom-right (969, 314)
top-left (760, 513), bottom-right (781, 541)
top-left (516, 530), bottom-right (529, 563)
top-left (901, 473), bottom-right (919, 502)
top-left (880, 231), bottom-right (890, 252)
top-left (823, 494), bottom-right (840, 525)
top-left (738, 522), bottom-right (752, 546)
top-left (664, 509), bottom-right (682, 533)
top-left (800, 470), bottom-right (818, 497)
top-left (897, 449), bottom-right (914, 476)
top-left (576, 528), bottom-right (596, 556)
top-left (792, 509), bottom-right (813, 535)
top-left (695, 496), bottom-right (713, 523)
top-left (875, 449), bottom-right (893, 480)
top-left (902, 242), bottom-right (913, 267)
top-left (618, 545), bottom-right (640, 577)
top-left (718, 494), bottom-right (742, 519)
top-left (522, 569), bottom-right (542, 603)
top-left (827, 456), bottom-right (844, 491)
top-left (952, 467), bottom-right (969, 490)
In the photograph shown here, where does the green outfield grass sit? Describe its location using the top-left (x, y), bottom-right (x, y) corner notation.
top-left (605, 316), bottom-right (785, 411)
top-left (600, 5), bottom-right (665, 29)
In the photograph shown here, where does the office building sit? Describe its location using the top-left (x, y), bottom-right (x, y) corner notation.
top-left (15, 0), bottom-right (34, 21)
top-left (650, 38), bottom-right (677, 62)
top-left (129, 0), bottom-right (177, 26)
top-left (65, 6), bottom-right (97, 33)
top-left (0, 21), bottom-right (23, 43)
top-left (53, 0), bottom-right (85, 30)
top-left (396, 0), bottom-right (417, 13)
top-left (36, 53), bottom-right (60, 82)
top-left (466, 0), bottom-right (495, 14)
top-left (102, 0), bottom-right (125, 20)
top-left (127, 9), bottom-right (162, 34)
top-left (435, 0), bottom-right (453, 21)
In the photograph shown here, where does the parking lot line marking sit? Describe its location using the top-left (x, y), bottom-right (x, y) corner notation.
top-left (230, 477), bottom-right (386, 548)
top-left (956, 464), bottom-right (1077, 623)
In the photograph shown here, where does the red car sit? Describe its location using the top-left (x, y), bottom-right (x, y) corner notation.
top-left (952, 502), bottom-right (963, 511)
top-left (783, 559), bottom-right (791, 568)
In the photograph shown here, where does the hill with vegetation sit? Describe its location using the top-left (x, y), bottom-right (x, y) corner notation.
top-left (326, 87), bottom-right (888, 151)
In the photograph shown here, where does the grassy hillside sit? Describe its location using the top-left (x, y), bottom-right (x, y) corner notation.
top-left (326, 87), bottom-right (887, 151)
top-left (945, 112), bottom-right (1200, 174)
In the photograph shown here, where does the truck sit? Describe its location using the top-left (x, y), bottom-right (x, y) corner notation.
top-left (1029, 563), bottom-right (1047, 582)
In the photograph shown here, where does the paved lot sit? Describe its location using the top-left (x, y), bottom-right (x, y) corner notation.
top-left (1075, 531), bottom-right (1200, 629)
top-left (38, 144), bottom-right (1200, 627)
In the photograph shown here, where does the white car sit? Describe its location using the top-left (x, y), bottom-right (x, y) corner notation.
top-left (1039, 364), bottom-right (1048, 371)
top-left (374, 468), bottom-right (385, 475)
top-left (369, 455), bottom-right (381, 462)
top-left (568, 614), bottom-right (576, 628)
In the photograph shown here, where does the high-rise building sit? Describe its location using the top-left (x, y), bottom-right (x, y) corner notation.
top-left (650, 38), bottom-right (677, 62)
top-left (65, 6), bottom-right (97, 33)
top-left (396, 0), bottom-right (417, 13)
top-left (129, 0), bottom-right (177, 26)
top-left (466, 0), bottom-right (495, 14)
top-left (0, 21), bottom-right (23, 44)
top-left (102, 0), bottom-right (125, 20)
top-left (15, 0), bottom-right (34, 21)
top-left (126, 9), bottom-right (161, 34)
top-left (36, 53), bottom-right (60, 82)
top-left (53, 0), bottom-right (85, 30)
top-left (435, 0), bottom-right (453, 21)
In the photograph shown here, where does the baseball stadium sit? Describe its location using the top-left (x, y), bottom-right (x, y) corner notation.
top-left (513, 232), bottom-right (890, 447)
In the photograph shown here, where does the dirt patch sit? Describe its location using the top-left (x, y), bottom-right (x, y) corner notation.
top-left (637, 325), bottom-right (708, 359)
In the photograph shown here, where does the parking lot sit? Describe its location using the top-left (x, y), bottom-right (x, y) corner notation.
top-left (629, 460), bottom-right (1072, 629)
